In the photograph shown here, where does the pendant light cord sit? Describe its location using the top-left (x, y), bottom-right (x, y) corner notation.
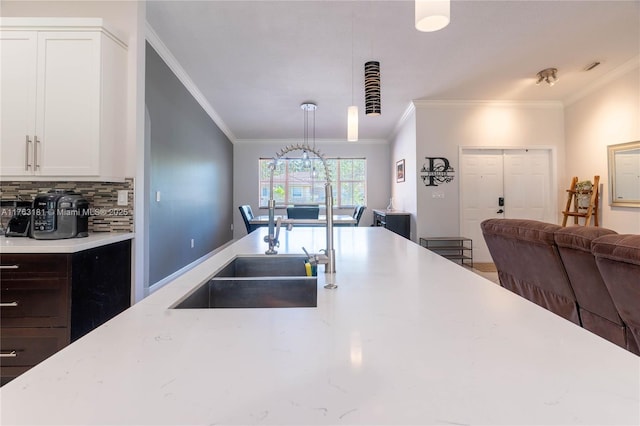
top-left (351, 7), bottom-right (355, 105)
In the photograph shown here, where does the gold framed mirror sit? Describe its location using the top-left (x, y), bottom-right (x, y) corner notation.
top-left (608, 140), bottom-right (640, 207)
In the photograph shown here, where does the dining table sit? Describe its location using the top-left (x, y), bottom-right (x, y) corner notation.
top-left (249, 214), bottom-right (357, 227)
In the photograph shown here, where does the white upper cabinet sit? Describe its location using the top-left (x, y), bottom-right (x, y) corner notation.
top-left (0, 31), bottom-right (37, 176)
top-left (0, 18), bottom-right (127, 181)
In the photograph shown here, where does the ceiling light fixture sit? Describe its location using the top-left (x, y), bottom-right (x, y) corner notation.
top-left (536, 68), bottom-right (559, 86)
top-left (347, 106), bottom-right (358, 141)
top-left (415, 0), bottom-right (450, 32)
top-left (347, 10), bottom-right (358, 142)
top-left (364, 60), bottom-right (381, 116)
top-left (301, 102), bottom-right (317, 167)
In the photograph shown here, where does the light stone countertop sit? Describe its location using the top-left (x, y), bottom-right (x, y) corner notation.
top-left (0, 232), bottom-right (134, 253)
top-left (0, 227), bottom-right (638, 425)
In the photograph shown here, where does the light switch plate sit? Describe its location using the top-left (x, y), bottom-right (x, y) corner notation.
top-left (117, 190), bottom-right (128, 206)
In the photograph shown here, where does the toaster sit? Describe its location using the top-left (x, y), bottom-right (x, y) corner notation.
top-left (31, 190), bottom-right (89, 239)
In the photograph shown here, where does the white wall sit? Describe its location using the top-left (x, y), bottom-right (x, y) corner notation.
top-left (390, 107), bottom-right (418, 238)
top-left (233, 141), bottom-right (390, 239)
top-left (564, 60), bottom-right (640, 233)
top-left (414, 101), bottom-right (565, 241)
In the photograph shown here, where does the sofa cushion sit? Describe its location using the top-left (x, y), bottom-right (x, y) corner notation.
top-left (554, 226), bottom-right (617, 253)
top-left (592, 234), bottom-right (640, 266)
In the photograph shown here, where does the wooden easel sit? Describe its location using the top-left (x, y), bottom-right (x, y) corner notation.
top-left (562, 176), bottom-right (599, 227)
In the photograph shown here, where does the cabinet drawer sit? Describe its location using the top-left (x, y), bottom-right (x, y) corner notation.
top-left (1, 365), bottom-right (31, 386)
top-left (0, 253), bottom-right (70, 279)
top-left (1, 278), bottom-right (69, 327)
top-left (0, 327), bottom-right (68, 368)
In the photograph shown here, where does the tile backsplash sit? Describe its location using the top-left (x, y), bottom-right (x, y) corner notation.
top-left (0, 179), bottom-right (134, 233)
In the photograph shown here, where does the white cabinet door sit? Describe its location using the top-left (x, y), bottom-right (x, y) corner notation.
top-left (0, 20), bottom-right (126, 180)
top-left (0, 31), bottom-right (37, 175)
top-left (35, 32), bottom-right (101, 176)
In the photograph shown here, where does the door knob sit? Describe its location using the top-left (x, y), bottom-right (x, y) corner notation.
top-left (496, 209), bottom-right (504, 214)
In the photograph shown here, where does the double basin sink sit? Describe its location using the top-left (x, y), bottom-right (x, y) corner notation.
top-left (172, 255), bottom-right (317, 309)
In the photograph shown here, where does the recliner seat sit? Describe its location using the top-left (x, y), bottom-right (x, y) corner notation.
top-left (481, 219), bottom-right (579, 324)
top-left (554, 226), bottom-right (625, 347)
top-left (592, 234), bottom-right (640, 355)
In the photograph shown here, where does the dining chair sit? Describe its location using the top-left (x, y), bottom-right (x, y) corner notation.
top-left (353, 205), bottom-right (366, 226)
top-left (286, 206), bottom-right (319, 219)
top-left (239, 205), bottom-right (257, 233)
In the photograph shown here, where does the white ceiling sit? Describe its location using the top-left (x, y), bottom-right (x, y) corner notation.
top-left (146, 0), bottom-right (640, 142)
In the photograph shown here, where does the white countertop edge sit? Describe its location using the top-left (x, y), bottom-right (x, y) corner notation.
top-left (0, 232), bottom-right (134, 253)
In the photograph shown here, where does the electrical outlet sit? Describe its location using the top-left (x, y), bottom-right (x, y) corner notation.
top-left (156, 191), bottom-right (161, 202)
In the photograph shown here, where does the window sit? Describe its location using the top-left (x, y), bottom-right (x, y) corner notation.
top-left (259, 157), bottom-right (366, 208)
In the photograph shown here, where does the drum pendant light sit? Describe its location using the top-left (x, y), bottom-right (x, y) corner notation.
top-left (364, 60), bottom-right (381, 116)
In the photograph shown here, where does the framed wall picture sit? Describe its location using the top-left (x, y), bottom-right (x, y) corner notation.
top-left (396, 159), bottom-right (405, 183)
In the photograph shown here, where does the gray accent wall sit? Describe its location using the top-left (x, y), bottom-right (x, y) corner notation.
top-left (146, 43), bottom-right (233, 285)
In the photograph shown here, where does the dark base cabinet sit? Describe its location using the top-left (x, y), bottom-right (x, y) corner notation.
top-left (71, 241), bottom-right (131, 341)
top-left (0, 239), bottom-right (131, 386)
top-left (372, 209), bottom-right (411, 239)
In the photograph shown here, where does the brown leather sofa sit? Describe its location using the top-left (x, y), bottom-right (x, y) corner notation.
top-left (554, 226), bottom-right (625, 348)
top-left (592, 234), bottom-right (640, 355)
top-left (481, 219), bottom-right (579, 325)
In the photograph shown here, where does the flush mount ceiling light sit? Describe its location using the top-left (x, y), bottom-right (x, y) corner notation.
top-left (415, 0), bottom-right (450, 32)
top-left (364, 61), bottom-right (381, 116)
top-left (536, 68), bottom-right (559, 86)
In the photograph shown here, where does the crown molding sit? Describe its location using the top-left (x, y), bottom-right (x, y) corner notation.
top-left (564, 55), bottom-right (640, 107)
top-left (412, 99), bottom-right (564, 109)
top-left (387, 102), bottom-right (416, 141)
top-left (234, 138), bottom-right (388, 145)
top-left (145, 22), bottom-right (236, 143)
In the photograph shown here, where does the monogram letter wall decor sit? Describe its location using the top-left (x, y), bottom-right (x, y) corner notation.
top-left (420, 157), bottom-right (455, 186)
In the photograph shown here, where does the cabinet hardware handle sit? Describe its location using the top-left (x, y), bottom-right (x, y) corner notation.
top-left (0, 351), bottom-right (17, 358)
top-left (0, 265), bottom-right (19, 269)
top-left (0, 301), bottom-right (19, 307)
top-left (25, 135), bottom-right (33, 171)
top-left (34, 136), bottom-right (41, 170)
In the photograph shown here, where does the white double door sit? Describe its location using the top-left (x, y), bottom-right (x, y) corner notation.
top-left (460, 149), bottom-right (555, 262)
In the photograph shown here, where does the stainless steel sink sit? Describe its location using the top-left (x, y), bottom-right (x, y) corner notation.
top-left (172, 255), bottom-right (317, 309)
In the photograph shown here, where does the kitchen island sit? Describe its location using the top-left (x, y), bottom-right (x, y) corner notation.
top-left (1, 227), bottom-right (638, 425)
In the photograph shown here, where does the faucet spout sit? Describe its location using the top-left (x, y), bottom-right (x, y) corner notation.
top-left (323, 183), bottom-right (336, 277)
top-left (265, 161), bottom-right (280, 255)
top-left (263, 145), bottom-right (338, 289)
